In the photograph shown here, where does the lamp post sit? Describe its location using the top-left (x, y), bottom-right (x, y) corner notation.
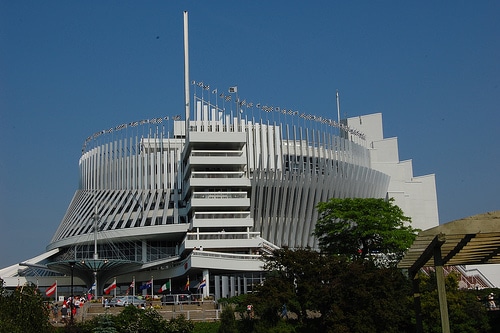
top-left (69, 260), bottom-right (76, 323)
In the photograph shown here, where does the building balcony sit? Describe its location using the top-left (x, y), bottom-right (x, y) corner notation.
top-left (188, 150), bottom-right (246, 167)
top-left (184, 231), bottom-right (262, 251)
top-left (184, 172), bottom-right (251, 190)
top-left (190, 212), bottom-right (253, 228)
top-left (189, 192), bottom-right (250, 209)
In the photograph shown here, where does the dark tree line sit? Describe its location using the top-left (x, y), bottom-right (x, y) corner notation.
top-left (0, 282), bottom-right (53, 333)
top-left (1, 198), bottom-right (496, 332)
top-left (219, 198), bottom-right (494, 332)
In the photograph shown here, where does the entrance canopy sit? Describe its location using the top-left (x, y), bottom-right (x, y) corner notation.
top-left (398, 211), bottom-right (500, 273)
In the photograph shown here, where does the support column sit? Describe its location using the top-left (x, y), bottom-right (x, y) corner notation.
top-left (214, 275), bottom-right (220, 301)
top-left (230, 276), bottom-right (236, 297)
top-left (202, 269), bottom-right (209, 299)
top-left (434, 246), bottom-right (450, 333)
top-left (411, 273), bottom-right (423, 333)
top-left (221, 276), bottom-right (229, 299)
top-left (142, 240), bottom-right (147, 263)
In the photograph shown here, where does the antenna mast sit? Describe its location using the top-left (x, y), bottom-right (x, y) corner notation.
top-left (336, 90), bottom-right (341, 125)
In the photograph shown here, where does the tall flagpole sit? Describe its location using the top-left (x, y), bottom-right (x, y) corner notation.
top-left (94, 272), bottom-right (98, 300)
top-left (183, 11), bottom-right (190, 138)
top-left (151, 276), bottom-right (154, 300)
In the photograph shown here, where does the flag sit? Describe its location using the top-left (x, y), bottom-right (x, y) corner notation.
top-left (104, 280), bottom-right (117, 295)
top-left (198, 279), bottom-right (206, 290)
top-left (184, 277), bottom-right (190, 290)
top-left (139, 279), bottom-right (152, 291)
top-left (158, 281), bottom-right (170, 293)
top-left (88, 282), bottom-right (96, 293)
top-left (125, 280), bottom-right (134, 295)
top-left (45, 282), bottom-right (57, 297)
top-left (228, 86), bottom-right (237, 93)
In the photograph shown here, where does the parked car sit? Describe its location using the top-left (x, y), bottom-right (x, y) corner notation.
top-left (109, 296), bottom-right (146, 307)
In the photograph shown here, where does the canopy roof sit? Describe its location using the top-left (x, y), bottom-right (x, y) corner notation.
top-left (398, 211), bottom-right (500, 273)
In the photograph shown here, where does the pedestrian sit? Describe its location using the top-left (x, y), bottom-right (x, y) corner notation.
top-left (247, 304), bottom-right (254, 319)
top-left (52, 303), bottom-right (59, 323)
top-left (61, 304), bottom-right (68, 323)
top-left (281, 303), bottom-right (288, 319)
top-left (488, 293), bottom-right (496, 309)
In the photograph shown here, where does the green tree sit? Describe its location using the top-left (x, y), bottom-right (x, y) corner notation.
top-left (91, 314), bottom-right (118, 333)
top-left (0, 281), bottom-right (53, 333)
top-left (218, 305), bottom-right (238, 333)
top-left (250, 248), bottom-right (412, 332)
top-left (192, 321), bottom-right (219, 333)
top-left (314, 197), bottom-right (418, 263)
top-left (72, 307), bottom-right (195, 333)
top-left (324, 260), bottom-right (413, 333)
top-left (418, 271), bottom-right (490, 333)
top-left (255, 247), bottom-right (330, 324)
top-left (164, 315), bottom-right (194, 333)
top-left (113, 305), bottom-right (168, 333)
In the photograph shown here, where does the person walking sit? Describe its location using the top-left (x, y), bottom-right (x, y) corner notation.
top-left (52, 303), bottom-right (59, 323)
top-left (281, 303), bottom-right (288, 319)
top-left (488, 293), bottom-right (496, 309)
top-left (60, 304), bottom-right (68, 323)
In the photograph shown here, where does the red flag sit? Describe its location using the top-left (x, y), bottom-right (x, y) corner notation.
top-left (104, 280), bottom-right (117, 295)
top-left (45, 282), bottom-right (57, 297)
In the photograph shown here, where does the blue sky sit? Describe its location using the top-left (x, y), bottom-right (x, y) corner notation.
top-left (1, 1), bottom-right (499, 281)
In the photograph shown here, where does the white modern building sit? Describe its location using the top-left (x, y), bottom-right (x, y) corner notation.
top-left (0, 12), bottom-right (441, 298)
top-left (0, 91), bottom-right (440, 299)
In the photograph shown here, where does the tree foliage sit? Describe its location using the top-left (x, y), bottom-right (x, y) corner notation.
top-left (114, 305), bottom-right (168, 333)
top-left (90, 314), bottom-right (117, 333)
top-left (73, 305), bottom-right (194, 333)
top-left (192, 321), bottom-right (219, 333)
top-left (417, 271), bottom-right (491, 333)
top-left (0, 281), bottom-right (53, 333)
top-left (245, 248), bottom-right (413, 332)
top-left (218, 305), bottom-right (238, 333)
top-left (313, 197), bottom-right (418, 263)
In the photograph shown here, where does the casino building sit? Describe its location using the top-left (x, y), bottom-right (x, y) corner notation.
top-left (0, 100), bottom-right (440, 298)
top-left (0, 13), bottom-right (442, 297)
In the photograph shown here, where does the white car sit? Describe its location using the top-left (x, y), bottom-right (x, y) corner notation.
top-left (109, 296), bottom-right (146, 307)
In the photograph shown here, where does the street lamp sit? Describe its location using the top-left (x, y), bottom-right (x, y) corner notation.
top-left (69, 260), bottom-right (76, 323)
